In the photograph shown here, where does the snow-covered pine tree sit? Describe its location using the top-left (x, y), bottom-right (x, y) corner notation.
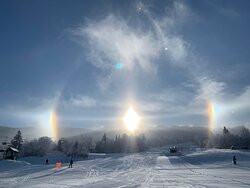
top-left (11, 130), bottom-right (23, 150)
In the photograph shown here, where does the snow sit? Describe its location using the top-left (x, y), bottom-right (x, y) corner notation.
top-left (0, 149), bottom-right (250, 187)
top-left (0, 160), bottom-right (30, 172)
top-left (19, 152), bottom-right (71, 165)
top-left (9, 147), bottom-right (19, 153)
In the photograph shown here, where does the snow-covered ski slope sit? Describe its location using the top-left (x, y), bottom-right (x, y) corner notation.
top-left (1, 149), bottom-right (250, 188)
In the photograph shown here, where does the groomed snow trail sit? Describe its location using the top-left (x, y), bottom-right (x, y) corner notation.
top-left (1, 150), bottom-right (250, 188)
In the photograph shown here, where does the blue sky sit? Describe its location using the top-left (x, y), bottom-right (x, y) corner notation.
top-left (1, 0), bottom-right (250, 130)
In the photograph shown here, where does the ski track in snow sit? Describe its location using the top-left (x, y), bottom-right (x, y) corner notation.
top-left (1, 150), bottom-right (250, 188)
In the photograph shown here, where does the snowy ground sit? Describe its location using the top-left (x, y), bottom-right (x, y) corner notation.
top-left (1, 149), bottom-right (250, 188)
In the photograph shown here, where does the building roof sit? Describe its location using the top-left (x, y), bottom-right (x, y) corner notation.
top-left (8, 147), bottom-right (19, 153)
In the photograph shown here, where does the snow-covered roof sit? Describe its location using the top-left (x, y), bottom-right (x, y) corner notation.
top-left (8, 147), bottom-right (19, 153)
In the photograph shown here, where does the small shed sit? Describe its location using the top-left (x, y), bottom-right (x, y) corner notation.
top-left (4, 147), bottom-right (19, 160)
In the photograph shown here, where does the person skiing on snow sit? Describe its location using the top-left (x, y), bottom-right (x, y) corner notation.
top-left (45, 159), bottom-right (49, 165)
top-left (69, 158), bottom-right (73, 168)
top-left (233, 155), bottom-right (237, 165)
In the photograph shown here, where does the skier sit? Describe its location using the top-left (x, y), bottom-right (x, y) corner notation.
top-left (45, 159), bottom-right (49, 165)
top-left (232, 155), bottom-right (237, 165)
top-left (69, 158), bottom-right (73, 168)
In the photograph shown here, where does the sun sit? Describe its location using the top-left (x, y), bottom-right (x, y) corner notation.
top-left (123, 106), bottom-right (140, 132)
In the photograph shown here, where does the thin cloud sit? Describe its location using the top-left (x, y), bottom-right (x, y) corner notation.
top-left (196, 77), bottom-right (226, 102)
top-left (72, 1), bottom-right (194, 92)
top-left (69, 95), bottom-right (96, 108)
top-left (77, 15), bottom-right (161, 73)
top-left (139, 1), bottom-right (191, 64)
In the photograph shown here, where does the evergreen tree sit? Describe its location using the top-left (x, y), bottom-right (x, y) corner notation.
top-left (57, 139), bottom-right (63, 152)
top-left (11, 130), bottom-right (23, 150)
top-left (102, 134), bottom-right (107, 143)
top-left (223, 126), bottom-right (230, 135)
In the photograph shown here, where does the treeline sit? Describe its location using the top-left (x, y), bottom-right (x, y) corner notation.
top-left (208, 126), bottom-right (250, 149)
top-left (9, 131), bottom-right (148, 157)
top-left (23, 136), bottom-right (55, 156)
top-left (10, 131), bottom-right (91, 158)
top-left (146, 127), bottom-right (209, 148)
top-left (56, 136), bottom-right (94, 158)
top-left (8, 126), bottom-right (250, 158)
top-left (10, 131), bottom-right (57, 157)
top-left (95, 134), bottom-right (147, 153)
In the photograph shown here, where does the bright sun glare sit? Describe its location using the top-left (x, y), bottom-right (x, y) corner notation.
top-left (123, 106), bottom-right (140, 132)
